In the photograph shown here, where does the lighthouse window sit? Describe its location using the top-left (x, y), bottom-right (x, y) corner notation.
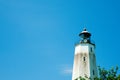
top-left (93, 70), bottom-right (95, 75)
top-left (90, 47), bottom-right (93, 52)
top-left (83, 57), bottom-right (86, 61)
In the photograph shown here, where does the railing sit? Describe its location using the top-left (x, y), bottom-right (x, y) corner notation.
top-left (74, 39), bottom-right (95, 46)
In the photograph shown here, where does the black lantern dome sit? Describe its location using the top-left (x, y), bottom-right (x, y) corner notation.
top-left (79, 28), bottom-right (91, 43)
top-left (79, 28), bottom-right (91, 38)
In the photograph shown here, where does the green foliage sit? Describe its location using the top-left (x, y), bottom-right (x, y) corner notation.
top-left (79, 76), bottom-right (86, 80)
top-left (98, 66), bottom-right (119, 80)
top-left (77, 66), bottom-right (120, 80)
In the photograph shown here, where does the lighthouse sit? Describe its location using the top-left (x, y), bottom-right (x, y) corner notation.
top-left (72, 28), bottom-right (97, 80)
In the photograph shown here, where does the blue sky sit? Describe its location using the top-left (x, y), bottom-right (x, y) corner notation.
top-left (0, 0), bottom-right (120, 80)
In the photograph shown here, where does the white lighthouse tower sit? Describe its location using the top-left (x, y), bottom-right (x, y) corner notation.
top-left (72, 28), bottom-right (97, 80)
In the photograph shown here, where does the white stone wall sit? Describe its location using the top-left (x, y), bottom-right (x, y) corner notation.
top-left (72, 43), bottom-right (97, 80)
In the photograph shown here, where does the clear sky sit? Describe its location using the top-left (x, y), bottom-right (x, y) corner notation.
top-left (0, 0), bottom-right (120, 80)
